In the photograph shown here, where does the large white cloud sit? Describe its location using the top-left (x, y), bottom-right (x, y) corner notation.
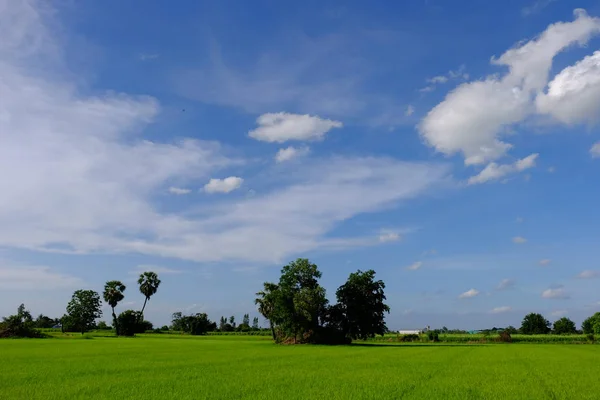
top-left (0, 1), bottom-right (449, 264)
top-left (420, 9), bottom-right (600, 167)
top-left (537, 51), bottom-right (600, 124)
top-left (248, 112), bottom-right (342, 143)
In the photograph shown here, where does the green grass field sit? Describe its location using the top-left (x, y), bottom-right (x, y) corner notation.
top-left (1, 335), bottom-right (599, 399)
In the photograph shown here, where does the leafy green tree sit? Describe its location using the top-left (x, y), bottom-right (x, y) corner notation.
top-left (34, 314), bottom-right (55, 329)
top-left (0, 304), bottom-right (41, 338)
top-left (582, 312), bottom-right (600, 334)
top-left (332, 269), bottom-right (390, 340)
top-left (96, 321), bottom-right (111, 330)
top-left (171, 312), bottom-right (214, 335)
top-left (252, 317), bottom-right (259, 330)
top-left (275, 258), bottom-right (328, 343)
top-left (520, 312), bottom-right (551, 334)
top-left (255, 282), bottom-right (279, 340)
top-left (218, 316), bottom-right (227, 331)
top-left (553, 317), bottom-right (576, 334)
top-left (103, 280), bottom-right (126, 335)
top-left (138, 271), bottom-right (161, 317)
top-left (242, 313), bottom-right (250, 326)
top-left (117, 310), bottom-right (142, 336)
top-left (66, 290), bottom-right (102, 334)
top-left (229, 316), bottom-right (236, 328)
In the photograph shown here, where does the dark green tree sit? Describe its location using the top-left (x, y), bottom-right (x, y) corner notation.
top-left (255, 282), bottom-right (279, 340)
top-left (33, 314), bottom-right (55, 329)
top-left (171, 312), bottom-right (214, 335)
top-left (66, 290), bottom-right (102, 334)
top-left (332, 269), bottom-right (390, 340)
top-left (520, 312), bottom-right (550, 334)
top-left (553, 317), bottom-right (576, 334)
top-left (138, 271), bottom-right (161, 317)
top-left (103, 280), bottom-right (126, 335)
top-left (582, 312), bottom-right (600, 334)
top-left (252, 317), bottom-right (259, 330)
top-left (218, 316), bottom-right (227, 331)
top-left (242, 313), bottom-right (250, 326)
top-left (229, 316), bottom-right (236, 328)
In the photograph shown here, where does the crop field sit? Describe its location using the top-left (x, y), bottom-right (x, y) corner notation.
top-left (1, 335), bottom-right (599, 400)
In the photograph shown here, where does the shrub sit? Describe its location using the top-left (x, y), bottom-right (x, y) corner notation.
top-left (497, 331), bottom-right (512, 343)
top-left (427, 331), bottom-right (439, 342)
top-left (399, 334), bottom-right (420, 342)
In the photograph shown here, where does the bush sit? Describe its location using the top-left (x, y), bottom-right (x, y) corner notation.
top-left (497, 331), bottom-right (512, 343)
top-left (0, 304), bottom-right (44, 338)
top-left (116, 310), bottom-right (152, 336)
top-left (427, 331), bottom-right (439, 342)
top-left (399, 334), bottom-right (420, 342)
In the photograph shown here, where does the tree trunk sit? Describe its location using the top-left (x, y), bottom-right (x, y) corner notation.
top-left (112, 307), bottom-right (118, 336)
top-left (140, 297), bottom-right (148, 319)
top-left (269, 320), bottom-right (276, 341)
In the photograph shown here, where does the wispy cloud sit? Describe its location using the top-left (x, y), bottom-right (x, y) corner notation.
top-left (539, 259), bottom-right (552, 266)
top-left (130, 265), bottom-right (184, 275)
top-left (406, 261), bottom-right (423, 271)
top-left (490, 306), bottom-right (511, 314)
top-left (512, 236), bottom-right (527, 244)
top-left (0, 265), bottom-right (84, 290)
top-left (169, 187), bottom-right (191, 195)
top-left (522, 0), bottom-right (557, 16)
top-left (542, 287), bottom-right (569, 299)
top-left (576, 270), bottom-right (599, 279)
top-left (459, 288), bottom-right (480, 299)
top-left (496, 278), bottom-right (515, 290)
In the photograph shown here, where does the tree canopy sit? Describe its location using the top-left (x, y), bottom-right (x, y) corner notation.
top-left (520, 313), bottom-right (551, 334)
top-left (66, 290), bottom-right (102, 334)
top-left (103, 280), bottom-right (126, 335)
top-left (138, 271), bottom-right (161, 317)
top-left (553, 317), bottom-right (576, 335)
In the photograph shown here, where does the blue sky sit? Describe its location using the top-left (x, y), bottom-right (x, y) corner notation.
top-left (2, 0), bottom-right (600, 330)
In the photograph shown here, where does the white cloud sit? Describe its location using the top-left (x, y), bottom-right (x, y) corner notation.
top-left (203, 177), bottom-right (244, 194)
top-left (551, 310), bottom-right (567, 317)
top-left (406, 261), bottom-right (423, 271)
top-left (539, 258), bottom-right (552, 266)
top-left (0, 265), bottom-right (83, 290)
top-left (542, 287), bottom-right (569, 299)
top-left (467, 153), bottom-right (539, 185)
top-left (459, 288), bottom-right (480, 299)
top-left (139, 53), bottom-right (159, 61)
top-left (379, 231), bottom-right (402, 243)
top-left (248, 112), bottom-right (342, 143)
top-left (490, 306), bottom-right (512, 314)
top-left (547, 166), bottom-right (556, 173)
top-left (420, 10), bottom-right (600, 166)
top-left (275, 146), bottom-right (310, 163)
top-left (576, 270), bottom-right (599, 279)
top-left (405, 105), bottom-right (415, 116)
top-left (496, 278), bottom-right (515, 290)
top-left (591, 142), bottom-right (600, 158)
top-left (512, 236), bottom-right (527, 244)
top-left (537, 51), bottom-right (600, 124)
top-left (522, 0), bottom-right (556, 16)
top-left (0, 1), bottom-right (452, 265)
top-left (168, 187), bottom-right (191, 195)
top-left (428, 76), bottom-right (449, 84)
top-left (421, 66), bottom-right (469, 92)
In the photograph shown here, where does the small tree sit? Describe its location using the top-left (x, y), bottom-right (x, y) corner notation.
top-left (103, 280), bottom-right (126, 335)
top-left (255, 282), bottom-right (279, 340)
top-left (138, 271), bottom-right (161, 318)
top-left (520, 312), bottom-right (550, 334)
top-left (117, 310), bottom-right (142, 336)
top-left (242, 313), bottom-right (250, 326)
top-left (252, 317), bottom-right (259, 330)
top-left (66, 290), bottom-right (102, 334)
top-left (582, 312), bottom-right (600, 334)
top-left (229, 316), bottom-right (236, 329)
top-left (34, 314), bottom-right (55, 329)
top-left (553, 317), bottom-right (576, 334)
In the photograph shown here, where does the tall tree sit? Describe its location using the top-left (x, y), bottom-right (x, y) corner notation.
top-left (103, 280), bottom-right (126, 335)
top-left (520, 312), bottom-right (551, 334)
top-left (252, 317), bottom-right (259, 330)
top-left (242, 313), bottom-right (250, 326)
top-left (66, 290), bottom-right (102, 334)
top-left (138, 271), bottom-right (161, 318)
top-left (553, 317), bottom-right (576, 334)
top-left (255, 282), bottom-right (279, 340)
top-left (277, 258), bottom-right (328, 343)
top-left (333, 269), bottom-right (390, 340)
top-left (229, 316), bottom-right (236, 328)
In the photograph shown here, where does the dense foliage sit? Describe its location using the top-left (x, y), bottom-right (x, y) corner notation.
top-left (553, 317), bottom-right (577, 334)
top-left (171, 312), bottom-right (216, 335)
top-left (520, 313), bottom-right (551, 334)
top-left (66, 290), bottom-right (103, 334)
top-left (116, 310), bottom-right (153, 336)
top-left (582, 312), bottom-right (600, 334)
top-left (0, 304), bottom-right (43, 338)
top-left (255, 258), bottom-right (390, 344)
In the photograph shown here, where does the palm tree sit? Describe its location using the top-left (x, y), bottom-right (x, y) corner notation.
top-left (138, 271), bottom-right (161, 318)
top-left (255, 282), bottom-right (279, 340)
top-left (103, 280), bottom-right (126, 335)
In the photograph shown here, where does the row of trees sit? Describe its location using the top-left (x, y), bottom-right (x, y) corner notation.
top-left (0, 271), bottom-right (162, 338)
top-left (254, 258), bottom-right (390, 344)
top-left (519, 312), bottom-right (600, 335)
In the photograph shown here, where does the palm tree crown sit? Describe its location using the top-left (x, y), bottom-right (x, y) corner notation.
top-left (138, 271), bottom-right (161, 315)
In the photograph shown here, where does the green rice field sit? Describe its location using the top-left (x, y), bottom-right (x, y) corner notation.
top-left (1, 335), bottom-right (599, 399)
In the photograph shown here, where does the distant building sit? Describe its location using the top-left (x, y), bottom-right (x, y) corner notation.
top-left (398, 329), bottom-right (423, 335)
